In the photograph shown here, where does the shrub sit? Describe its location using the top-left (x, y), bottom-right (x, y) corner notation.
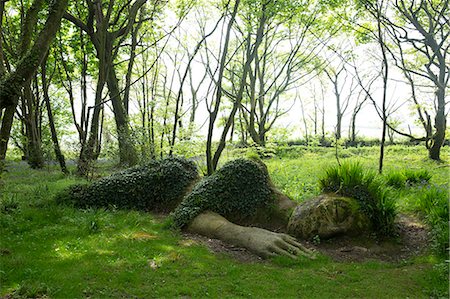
top-left (385, 171), bottom-right (406, 188)
top-left (416, 185), bottom-right (449, 256)
top-left (403, 169), bottom-right (432, 185)
top-left (172, 158), bottom-right (274, 228)
top-left (55, 157), bottom-right (199, 212)
top-left (385, 169), bottom-right (432, 188)
top-left (0, 194), bottom-right (20, 214)
top-left (319, 161), bottom-right (396, 236)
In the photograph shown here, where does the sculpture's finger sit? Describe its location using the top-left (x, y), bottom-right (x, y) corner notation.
top-left (283, 235), bottom-right (315, 255)
top-left (281, 236), bottom-right (316, 259)
top-left (276, 239), bottom-right (299, 254)
top-left (264, 251), bottom-right (277, 259)
top-left (270, 245), bottom-right (298, 259)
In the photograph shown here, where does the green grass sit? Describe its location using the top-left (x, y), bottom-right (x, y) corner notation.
top-left (1, 145), bottom-right (449, 298)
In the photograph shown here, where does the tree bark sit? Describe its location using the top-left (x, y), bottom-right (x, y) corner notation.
top-left (429, 87), bottom-right (446, 160)
top-left (0, 106), bottom-right (14, 160)
top-left (77, 61), bottom-right (106, 176)
top-left (0, 0), bottom-right (68, 171)
top-left (376, 4), bottom-right (389, 174)
top-left (106, 64), bottom-right (138, 166)
top-left (206, 0), bottom-right (240, 175)
top-left (0, 0), bottom-right (69, 109)
top-left (22, 81), bottom-right (44, 168)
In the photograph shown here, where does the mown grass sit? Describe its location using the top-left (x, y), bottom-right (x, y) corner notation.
top-left (1, 145), bottom-right (449, 298)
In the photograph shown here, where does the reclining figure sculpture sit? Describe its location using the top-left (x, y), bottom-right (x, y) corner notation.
top-left (58, 157), bottom-right (368, 259)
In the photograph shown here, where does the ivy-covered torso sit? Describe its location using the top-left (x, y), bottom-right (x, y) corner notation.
top-left (57, 158), bottom-right (277, 227)
top-left (56, 157), bottom-right (200, 212)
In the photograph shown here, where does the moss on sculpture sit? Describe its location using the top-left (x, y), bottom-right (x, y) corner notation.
top-left (172, 158), bottom-right (274, 228)
top-left (55, 156), bottom-right (199, 211)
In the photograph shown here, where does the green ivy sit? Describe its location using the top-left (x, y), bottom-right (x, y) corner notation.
top-left (172, 158), bottom-right (274, 228)
top-left (55, 157), bottom-right (199, 212)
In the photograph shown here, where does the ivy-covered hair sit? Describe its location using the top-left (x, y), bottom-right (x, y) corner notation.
top-left (55, 157), bottom-right (199, 211)
top-left (172, 158), bottom-right (274, 228)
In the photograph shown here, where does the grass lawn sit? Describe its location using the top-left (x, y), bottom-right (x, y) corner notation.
top-left (1, 145), bottom-right (448, 298)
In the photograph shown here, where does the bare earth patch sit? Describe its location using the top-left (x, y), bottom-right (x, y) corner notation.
top-left (181, 214), bottom-right (428, 263)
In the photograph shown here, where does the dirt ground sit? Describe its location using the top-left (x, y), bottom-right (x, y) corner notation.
top-left (182, 214), bottom-right (429, 263)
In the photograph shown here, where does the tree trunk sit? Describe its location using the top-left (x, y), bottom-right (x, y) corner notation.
top-left (0, 105), bottom-right (15, 160)
top-left (0, 0), bottom-right (68, 170)
top-left (106, 64), bottom-right (138, 166)
top-left (206, 0), bottom-right (240, 174)
top-left (42, 62), bottom-right (68, 174)
top-left (77, 69), bottom-right (105, 176)
top-left (23, 81), bottom-right (44, 168)
top-left (377, 6), bottom-right (389, 174)
top-left (428, 87), bottom-right (446, 160)
top-left (350, 111), bottom-right (357, 144)
top-left (0, 0), bottom-right (69, 109)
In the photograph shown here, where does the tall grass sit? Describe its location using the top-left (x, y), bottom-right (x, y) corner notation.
top-left (416, 185), bottom-right (449, 256)
top-left (385, 169), bottom-right (432, 188)
top-left (319, 161), bottom-right (397, 236)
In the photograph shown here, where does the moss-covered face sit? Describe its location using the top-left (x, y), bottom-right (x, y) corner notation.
top-left (172, 159), bottom-right (274, 228)
top-left (55, 157), bottom-right (199, 211)
top-left (287, 194), bottom-right (371, 240)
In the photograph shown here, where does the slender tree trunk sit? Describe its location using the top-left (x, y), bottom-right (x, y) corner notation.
top-left (0, 0), bottom-right (68, 171)
top-left (23, 81), bottom-right (44, 168)
top-left (300, 97), bottom-right (309, 145)
top-left (206, 0), bottom-right (240, 175)
top-left (377, 6), bottom-right (389, 174)
top-left (77, 63), bottom-right (105, 176)
top-left (428, 87), bottom-right (446, 160)
top-left (350, 111), bottom-right (357, 144)
top-left (123, 17), bottom-right (142, 114)
top-left (0, 106), bottom-right (15, 160)
top-left (41, 62), bottom-right (68, 174)
top-left (211, 21), bottom-right (265, 172)
top-left (106, 63), bottom-right (138, 166)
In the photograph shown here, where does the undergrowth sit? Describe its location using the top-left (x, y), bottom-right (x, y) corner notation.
top-left (415, 185), bottom-right (449, 257)
top-left (385, 169), bottom-right (432, 188)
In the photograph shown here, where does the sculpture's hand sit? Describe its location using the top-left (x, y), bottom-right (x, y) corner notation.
top-left (242, 227), bottom-right (316, 259)
top-left (186, 211), bottom-right (315, 259)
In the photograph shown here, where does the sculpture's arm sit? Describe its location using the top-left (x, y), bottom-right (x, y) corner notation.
top-left (187, 211), bottom-right (315, 259)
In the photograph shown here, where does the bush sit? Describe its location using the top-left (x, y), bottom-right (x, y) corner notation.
top-left (385, 169), bottom-right (432, 188)
top-left (319, 161), bottom-right (396, 236)
top-left (403, 169), bottom-right (432, 185)
top-left (416, 185), bottom-right (449, 256)
top-left (55, 157), bottom-right (199, 212)
top-left (172, 158), bottom-right (274, 228)
top-left (385, 171), bottom-right (406, 188)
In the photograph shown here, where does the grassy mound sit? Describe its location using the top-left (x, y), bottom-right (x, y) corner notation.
top-left (172, 158), bottom-right (274, 228)
top-left (55, 157), bottom-right (199, 211)
top-left (319, 161), bottom-right (396, 236)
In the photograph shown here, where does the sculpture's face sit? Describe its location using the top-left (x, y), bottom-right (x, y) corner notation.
top-left (287, 195), bottom-right (370, 239)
